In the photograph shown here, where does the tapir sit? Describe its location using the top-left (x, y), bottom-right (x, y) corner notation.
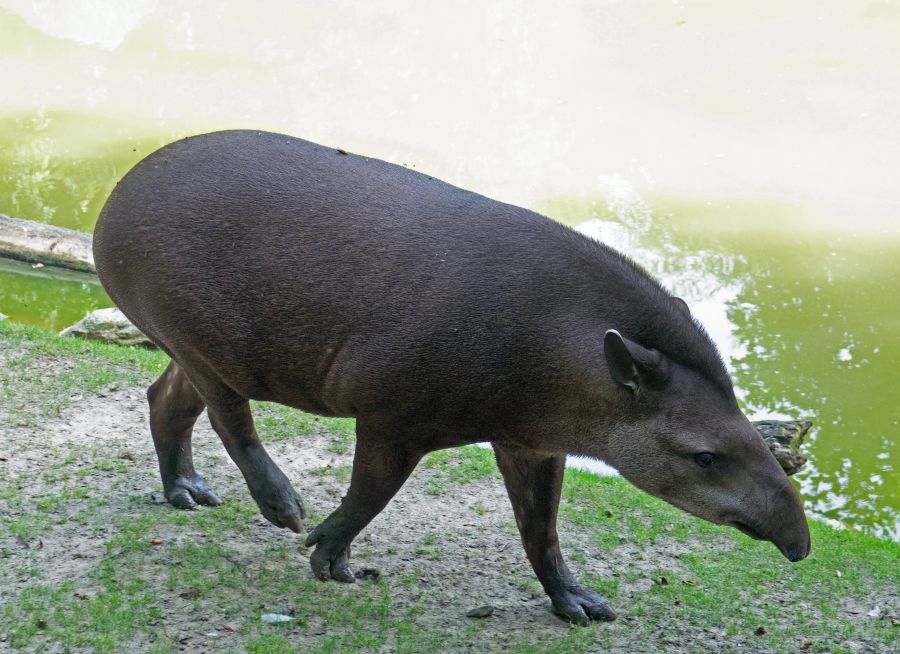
top-left (93, 130), bottom-right (810, 624)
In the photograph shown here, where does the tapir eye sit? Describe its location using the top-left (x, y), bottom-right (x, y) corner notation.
top-left (694, 452), bottom-right (716, 468)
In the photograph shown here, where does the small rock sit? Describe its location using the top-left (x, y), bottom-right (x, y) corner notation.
top-left (261, 613), bottom-right (294, 624)
top-left (179, 589), bottom-right (201, 600)
top-left (151, 492), bottom-right (168, 505)
top-left (466, 605), bottom-right (495, 618)
top-left (800, 643), bottom-right (812, 650)
top-left (755, 626), bottom-right (766, 636)
top-left (867, 606), bottom-right (883, 618)
top-left (60, 308), bottom-right (155, 348)
top-left (354, 567), bottom-right (381, 581)
top-left (150, 538), bottom-right (164, 546)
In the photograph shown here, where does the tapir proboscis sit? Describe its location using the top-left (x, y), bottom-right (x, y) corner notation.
top-left (93, 130), bottom-right (810, 624)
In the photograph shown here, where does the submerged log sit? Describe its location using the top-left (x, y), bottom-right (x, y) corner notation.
top-left (752, 420), bottom-right (811, 475)
top-left (0, 213), bottom-right (95, 273)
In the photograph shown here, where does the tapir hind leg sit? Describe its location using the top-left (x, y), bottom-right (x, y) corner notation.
top-left (306, 419), bottom-right (423, 583)
top-left (492, 443), bottom-right (616, 625)
top-left (148, 360), bottom-right (221, 509)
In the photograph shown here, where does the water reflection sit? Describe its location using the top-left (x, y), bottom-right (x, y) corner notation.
top-left (0, 257), bottom-right (111, 330)
top-left (0, 110), bottom-right (172, 232)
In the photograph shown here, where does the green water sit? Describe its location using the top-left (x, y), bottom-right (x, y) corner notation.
top-left (0, 257), bottom-right (111, 330)
top-left (0, 110), bottom-right (176, 232)
top-left (0, 1), bottom-right (897, 540)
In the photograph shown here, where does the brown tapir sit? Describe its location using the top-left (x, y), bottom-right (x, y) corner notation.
top-left (93, 130), bottom-right (810, 624)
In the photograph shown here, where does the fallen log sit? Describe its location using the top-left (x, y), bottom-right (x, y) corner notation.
top-left (0, 213), bottom-right (95, 273)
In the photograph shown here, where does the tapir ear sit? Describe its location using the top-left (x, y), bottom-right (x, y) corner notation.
top-left (603, 329), bottom-right (666, 393)
top-left (673, 297), bottom-right (691, 316)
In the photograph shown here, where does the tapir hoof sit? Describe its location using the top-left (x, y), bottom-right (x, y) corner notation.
top-left (165, 475), bottom-right (223, 510)
top-left (550, 585), bottom-right (617, 625)
top-left (256, 490), bottom-right (306, 533)
top-left (244, 465), bottom-right (306, 532)
top-left (309, 547), bottom-right (356, 583)
top-left (306, 527), bottom-right (356, 583)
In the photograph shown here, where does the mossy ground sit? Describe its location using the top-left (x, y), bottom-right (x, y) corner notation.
top-left (0, 320), bottom-right (897, 653)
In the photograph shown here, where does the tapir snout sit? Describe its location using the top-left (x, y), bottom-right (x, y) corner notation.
top-left (729, 468), bottom-right (811, 562)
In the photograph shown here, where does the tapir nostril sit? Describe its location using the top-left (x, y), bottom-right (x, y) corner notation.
top-left (786, 541), bottom-right (810, 563)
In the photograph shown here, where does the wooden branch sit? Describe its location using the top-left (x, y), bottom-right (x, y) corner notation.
top-left (0, 213), bottom-right (95, 273)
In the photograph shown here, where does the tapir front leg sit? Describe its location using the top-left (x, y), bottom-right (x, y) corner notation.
top-left (492, 443), bottom-right (616, 625)
top-left (200, 383), bottom-right (306, 532)
top-left (306, 419), bottom-right (423, 583)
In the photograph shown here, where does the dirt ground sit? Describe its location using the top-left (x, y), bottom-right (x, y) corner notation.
top-left (0, 385), bottom-right (623, 652)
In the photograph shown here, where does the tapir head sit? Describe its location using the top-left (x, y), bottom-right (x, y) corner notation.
top-left (598, 329), bottom-right (811, 562)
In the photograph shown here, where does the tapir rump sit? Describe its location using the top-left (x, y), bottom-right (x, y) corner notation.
top-left (93, 130), bottom-right (810, 624)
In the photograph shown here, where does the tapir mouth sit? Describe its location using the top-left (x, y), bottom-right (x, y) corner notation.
top-left (729, 521), bottom-right (766, 541)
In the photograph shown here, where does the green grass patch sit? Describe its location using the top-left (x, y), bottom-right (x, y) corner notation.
top-left (311, 464), bottom-right (353, 484)
top-left (420, 445), bottom-right (498, 496)
top-left (560, 469), bottom-right (900, 652)
top-left (252, 402), bottom-right (355, 445)
top-left (0, 320), bottom-right (166, 424)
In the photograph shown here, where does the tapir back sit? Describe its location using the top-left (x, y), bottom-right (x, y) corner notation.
top-left (94, 129), bottom-right (724, 434)
top-left (98, 132), bottom-right (591, 424)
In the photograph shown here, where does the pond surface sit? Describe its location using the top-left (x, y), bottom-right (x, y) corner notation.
top-left (0, 0), bottom-right (897, 539)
